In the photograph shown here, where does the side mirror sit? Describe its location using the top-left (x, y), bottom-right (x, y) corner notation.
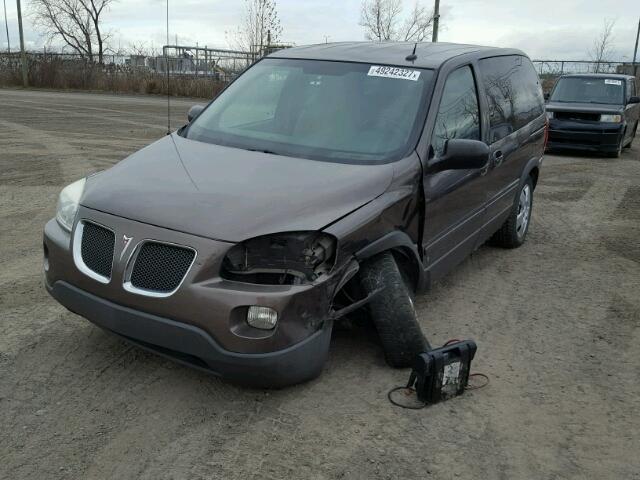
top-left (187, 104), bottom-right (206, 123)
top-left (433, 139), bottom-right (490, 172)
top-left (544, 92), bottom-right (550, 101)
top-left (628, 96), bottom-right (640, 104)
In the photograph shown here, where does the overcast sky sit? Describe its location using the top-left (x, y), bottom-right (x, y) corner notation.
top-left (1, 0), bottom-right (639, 61)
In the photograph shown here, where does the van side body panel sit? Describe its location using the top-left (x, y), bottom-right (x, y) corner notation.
top-left (416, 52), bottom-right (545, 286)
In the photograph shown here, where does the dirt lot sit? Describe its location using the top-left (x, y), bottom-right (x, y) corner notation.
top-left (1, 88), bottom-right (639, 480)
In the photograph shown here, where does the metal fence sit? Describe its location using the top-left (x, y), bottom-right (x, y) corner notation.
top-left (1, 43), bottom-right (290, 82)
top-left (0, 44), bottom-right (294, 95)
top-left (530, 60), bottom-right (631, 76)
top-left (2, 49), bottom-right (638, 96)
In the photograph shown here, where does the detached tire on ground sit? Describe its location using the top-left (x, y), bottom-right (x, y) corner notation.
top-left (491, 177), bottom-right (534, 248)
top-left (359, 251), bottom-right (429, 368)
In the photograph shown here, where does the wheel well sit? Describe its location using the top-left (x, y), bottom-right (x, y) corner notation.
top-left (529, 166), bottom-right (540, 190)
top-left (390, 248), bottom-right (421, 293)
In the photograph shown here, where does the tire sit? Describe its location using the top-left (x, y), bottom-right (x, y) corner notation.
top-left (359, 251), bottom-right (429, 368)
top-left (491, 177), bottom-right (534, 249)
top-left (625, 122), bottom-right (638, 148)
top-left (610, 138), bottom-right (623, 157)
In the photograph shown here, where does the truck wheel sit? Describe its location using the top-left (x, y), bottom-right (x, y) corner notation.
top-left (625, 122), bottom-right (638, 148)
top-left (359, 251), bottom-right (429, 368)
top-left (610, 139), bottom-right (623, 157)
top-left (491, 177), bottom-right (533, 248)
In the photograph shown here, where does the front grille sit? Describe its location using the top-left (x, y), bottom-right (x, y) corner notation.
top-left (130, 242), bottom-right (195, 293)
top-left (555, 111), bottom-right (600, 122)
top-left (81, 222), bottom-right (115, 279)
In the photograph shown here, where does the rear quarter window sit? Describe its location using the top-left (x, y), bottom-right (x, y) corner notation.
top-left (478, 55), bottom-right (544, 143)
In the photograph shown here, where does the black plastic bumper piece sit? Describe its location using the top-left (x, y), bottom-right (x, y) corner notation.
top-left (547, 121), bottom-right (624, 153)
top-left (47, 281), bottom-right (332, 388)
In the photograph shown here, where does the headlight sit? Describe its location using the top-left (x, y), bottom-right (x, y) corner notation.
top-left (600, 114), bottom-right (622, 123)
top-left (221, 232), bottom-right (337, 285)
top-left (545, 111), bottom-right (554, 120)
top-left (55, 178), bottom-right (86, 231)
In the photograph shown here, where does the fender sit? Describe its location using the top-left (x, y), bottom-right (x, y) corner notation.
top-left (521, 154), bottom-right (543, 190)
top-left (323, 187), bottom-right (426, 292)
top-left (355, 231), bottom-right (427, 292)
top-left (355, 230), bottom-right (421, 262)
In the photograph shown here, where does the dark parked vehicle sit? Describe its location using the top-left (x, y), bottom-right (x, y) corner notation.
top-left (44, 42), bottom-right (545, 387)
top-left (546, 74), bottom-right (640, 156)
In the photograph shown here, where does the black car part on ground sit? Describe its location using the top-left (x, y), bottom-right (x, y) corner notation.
top-left (411, 340), bottom-right (477, 403)
top-left (388, 340), bottom-right (486, 409)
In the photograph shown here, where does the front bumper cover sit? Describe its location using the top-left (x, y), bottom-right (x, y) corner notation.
top-left (547, 119), bottom-right (624, 153)
top-left (47, 281), bottom-right (332, 387)
top-left (43, 206), bottom-right (344, 387)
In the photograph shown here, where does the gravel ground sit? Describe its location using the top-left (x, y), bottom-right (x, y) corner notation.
top-left (1, 88), bottom-right (639, 480)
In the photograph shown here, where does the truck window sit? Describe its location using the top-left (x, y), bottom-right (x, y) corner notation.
top-left (479, 55), bottom-right (544, 143)
top-left (431, 65), bottom-right (480, 157)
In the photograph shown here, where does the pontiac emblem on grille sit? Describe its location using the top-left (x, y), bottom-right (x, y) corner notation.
top-left (120, 235), bottom-right (134, 259)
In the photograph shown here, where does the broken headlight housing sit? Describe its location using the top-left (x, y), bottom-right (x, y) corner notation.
top-left (221, 232), bottom-right (337, 285)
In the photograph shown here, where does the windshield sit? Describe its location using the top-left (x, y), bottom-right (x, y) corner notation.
top-left (550, 77), bottom-right (624, 104)
top-left (185, 59), bottom-right (434, 164)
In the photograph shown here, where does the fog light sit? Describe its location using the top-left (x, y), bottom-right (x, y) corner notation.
top-left (247, 306), bottom-right (278, 330)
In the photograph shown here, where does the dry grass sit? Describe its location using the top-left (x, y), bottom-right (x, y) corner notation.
top-left (0, 54), bottom-right (226, 99)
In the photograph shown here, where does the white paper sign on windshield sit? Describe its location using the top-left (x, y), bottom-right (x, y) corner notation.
top-left (368, 65), bottom-right (421, 81)
top-left (604, 79), bottom-right (622, 85)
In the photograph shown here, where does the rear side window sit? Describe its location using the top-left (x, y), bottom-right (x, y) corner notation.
top-left (479, 56), bottom-right (544, 143)
top-left (431, 65), bottom-right (480, 157)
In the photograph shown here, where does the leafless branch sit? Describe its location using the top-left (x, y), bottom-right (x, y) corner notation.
top-left (590, 18), bottom-right (616, 73)
top-left (402, 1), bottom-right (434, 42)
top-left (360, 0), bottom-right (435, 42)
top-left (228, 0), bottom-right (283, 58)
top-left (30, 0), bottom-right (115, 63)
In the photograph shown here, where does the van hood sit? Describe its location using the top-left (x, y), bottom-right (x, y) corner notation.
top-left (546, 101), bottom-right (623, 115)
top-left (81, 134), bottom-right (394, 242)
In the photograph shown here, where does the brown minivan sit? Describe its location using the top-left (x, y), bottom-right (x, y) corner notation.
top-left (44, 42), bottom-right (545, 387)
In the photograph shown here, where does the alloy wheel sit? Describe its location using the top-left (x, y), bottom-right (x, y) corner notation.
top-left (516, 184), bottom-right (531, 239)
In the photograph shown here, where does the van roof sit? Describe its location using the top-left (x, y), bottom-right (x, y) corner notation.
top-left (559, 73), bottom-right (634, 80)
top-left (269, 41), bottom-right (526, 69)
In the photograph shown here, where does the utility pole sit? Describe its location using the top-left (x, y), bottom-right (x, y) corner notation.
top-left (432, 0), bottom-right (440, 43)
top-left (16, 0), bottom-right (27, 87)
top-left (633, 17), bottom-right (640, 78)
top-left (3, 0), bottom-right (10, 52)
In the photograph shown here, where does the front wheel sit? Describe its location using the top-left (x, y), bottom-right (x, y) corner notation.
top-left (625, 121), bottom-right (638, 148)
top-left (359, 252), bottom-right (429, 368)
top-left (610, 139), bottom-right (623, 157)
top-left (491, 177), bottom-right (534, 248)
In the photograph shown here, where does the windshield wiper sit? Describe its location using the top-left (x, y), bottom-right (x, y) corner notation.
top-left (246, 148), bottom-right (282, 156)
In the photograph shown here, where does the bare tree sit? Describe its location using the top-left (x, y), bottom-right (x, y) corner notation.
top-left (360, 0), bottom-right (402, 41)
top-left (360, 0), bottom-right (435, 42)
top-left (230, 0), bottom-right (283, 58)
top-left (590, 18), bottom-right (616, 73)
top-left (401, 2), bottom-right (435, 41)
top-left (31, 0), bottom-right (114, 63)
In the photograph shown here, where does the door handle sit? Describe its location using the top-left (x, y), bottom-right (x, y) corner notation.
top-left (493, 150), bottom-right (504, 167)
